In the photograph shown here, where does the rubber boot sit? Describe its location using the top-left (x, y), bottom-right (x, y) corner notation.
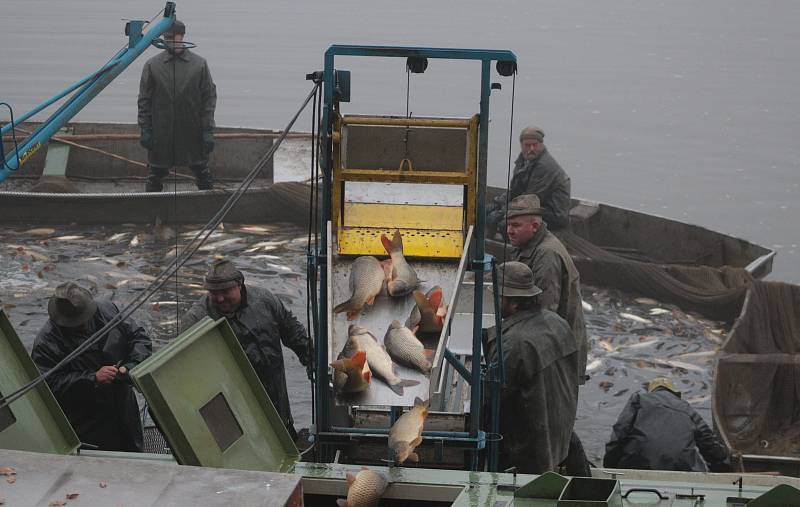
top-left (145, 166), bottom-right (167, 192)
top-left (191, 164), bottom-right (214, 190)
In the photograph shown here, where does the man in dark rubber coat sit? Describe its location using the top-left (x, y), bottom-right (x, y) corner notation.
top-left (32, 282), bottom-right (152, 452)
top-left (604, 377), bottom-right (731, 472)
top-left (138, 19), bottom-right (217, 192)
top-left (483, 262), bottom-right (581, 474)
top-left (180, 259), bottom-right (312, 440)
top-left (487, 126), bottom-right (572, 234)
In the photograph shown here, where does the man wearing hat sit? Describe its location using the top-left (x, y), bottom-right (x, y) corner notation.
top-left (181, 259), bottom-right (312, 440)
top-left (604, 377), bottom-right (730, 471)
top-left (31, 282), bottom-right (152, 452)
top-left (487, 126), bottom-right (572, 235)
top-left (138, 18), bottom-right (217, 192)
top-left (482, 261), bottom-right (581, 474)
top-left (506, 193), bottom-right (587, 382)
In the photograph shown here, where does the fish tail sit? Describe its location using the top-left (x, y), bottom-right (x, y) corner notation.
top-left (380, 233), bottom-right (395, 254)
top-left (336, 500), bottom-right (348, 507)
top-left (334, 299), bottom-right (361, 320)
top-left (392, 230), bottom-right (404, 252)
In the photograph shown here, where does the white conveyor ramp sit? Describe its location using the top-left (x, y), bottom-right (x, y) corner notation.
top-left (327, 224), bottom-right (473, 407)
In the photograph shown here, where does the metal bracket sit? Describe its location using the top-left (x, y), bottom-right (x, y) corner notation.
top-left (470, 254), bottom-right (494, 272)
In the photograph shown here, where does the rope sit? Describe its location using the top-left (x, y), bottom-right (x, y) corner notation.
top-left (0, 81), bottom-right (321, 411)
top-left (500, 72), bottom-right (517, 296)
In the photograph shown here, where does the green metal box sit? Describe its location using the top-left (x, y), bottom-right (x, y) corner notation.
top-left (130, 316), bottom-right (299, 472)
top-left (0, 309), bottom-right (80, 454)
top-left (557, 477), bottom-right (622, 507)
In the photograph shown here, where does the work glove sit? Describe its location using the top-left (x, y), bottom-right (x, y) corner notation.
top-left (202, 129), bottom-right (215, 155)
top-left (139, 128), bottom-right (153, 150)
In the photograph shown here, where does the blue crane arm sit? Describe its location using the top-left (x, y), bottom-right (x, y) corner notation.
top-left (0, 2), bottom-right (177, 182)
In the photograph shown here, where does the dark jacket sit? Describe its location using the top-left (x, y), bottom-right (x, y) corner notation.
top-left (603, 388), bottom-right (730, 472)
top-left (181, 285), bottom-right (310, 437)
top-left (31, 301), bottom-right (152, 452)
top-left (514, 224), bottom-right (588, 383)
top-left (484, 307), bottom-right (580, 474)
top-left (490, 147), bottom-right (572, 230)
top-left (138, 49), bottom-right (216, 167)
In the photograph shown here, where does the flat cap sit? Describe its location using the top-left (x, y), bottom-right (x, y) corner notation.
top-left (519, 126), bottom-right (544, 142)
top-left (486, 261), bottom-right (543, 298)
top-left (506, 193), bottom-right (545, 219)
top-left (204, 259), bottom-right (244, 291)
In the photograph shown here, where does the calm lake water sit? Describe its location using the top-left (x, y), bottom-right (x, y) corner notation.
top-left (2, 0), bottom-right (798, 464)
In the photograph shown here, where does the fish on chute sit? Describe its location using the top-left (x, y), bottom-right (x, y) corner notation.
top-left (388, 397), bottom-right (429, 464)
top-left (406, 286), bottom-right (447, 334)
top-left (349, 325), bottom-right (418, 396)
top-left (334, 256), bottom-right (385, 320)
top-left (331, 350), bottom-right (372, 394)
top-left (384, 320), bottom-right (432, 375)
top-left (381, 230), bottom-right (419, 296)
top-left (336, 467), bottom-right (388, 507)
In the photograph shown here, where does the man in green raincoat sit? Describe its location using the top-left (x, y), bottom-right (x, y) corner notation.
top-left (483, 262), bottom-right (581, 474)
top-left (138, 19), bottom-right (217, 192)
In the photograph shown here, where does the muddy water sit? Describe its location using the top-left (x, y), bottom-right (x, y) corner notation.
top-left (1, 223), bottom-right (726, 464)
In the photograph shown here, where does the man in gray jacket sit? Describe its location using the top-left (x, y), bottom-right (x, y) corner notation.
top-left (487, 126), bottom-right (572, 234)
top-left (483, 262), bottom-right (580, 474)
top-left (181, 259), bottom-right (312, 440)
top-left (138, 19), bottom-right (217, 192)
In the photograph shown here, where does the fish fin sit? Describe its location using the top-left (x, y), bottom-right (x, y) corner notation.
top-left (336, 500), bottom-right (348, 507)
top-left (363, 369), bottom-right (372, 383)
top-left (346, 311), bottom-right (359, 321)
top-left (413, 290), bottom-right (428, 309)
top-left (330, 359), bottom-right (345, 371)
top-left (367, 295), bottom-right (376, 306)
top-left (388, 382), bottom-right (404, 396)
top-left (334, 300), bottom-right (354, 315)
top-left (412, 324), bottom-right (420, 334)
top-left (345, 472), bottom-right (357, 486)
top-left (410, 435), bottom-right (423, 447)
top-left (392, 230), bottom-right (404, 252)
top-left (422, 360), bottom-right (433, 375)
top-left (407, 452), bottom-right (420, 463)
top-left (414, 397), bottom-right (430, 409)
top-left (351, 350), bottom-right (367, 368)
top-left (428, 288), bottom-right (443, 309)
top-left (380, 233), bottom-right (394, 254)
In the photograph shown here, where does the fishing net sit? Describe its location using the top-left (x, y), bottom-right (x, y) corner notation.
top-left (556, 230), bottom-right (753, 322)
top-left (714, 281), bottom-right (800, 460)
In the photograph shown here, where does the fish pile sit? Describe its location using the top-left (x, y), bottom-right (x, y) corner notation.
top-left (331, 231), bottom-right (448, 399)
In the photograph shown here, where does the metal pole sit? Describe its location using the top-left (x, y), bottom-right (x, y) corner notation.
top-left (314, 50), bottom-right (336, 456)
top-left (468, 58), bottom-right (492, 471)
top-left (1, 5), bottom-right (175, 181)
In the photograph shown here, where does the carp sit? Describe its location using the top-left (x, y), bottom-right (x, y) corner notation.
top-left (331, 349), bottom-right (372, 394)
top-left (406, 286), bottom-right (447, 334)
top-left (349, 324), bottom-right (418, 396)
top-left (384, 320), bottom-right (432, 375)
top-left (334, 256), bottom-right (385, 320)
top-left (381, 230), bottom-right (419, 296)
top-left (336, 467), bottom-right (388, 507)
top-left (388, 397), bottom-right (430, 464)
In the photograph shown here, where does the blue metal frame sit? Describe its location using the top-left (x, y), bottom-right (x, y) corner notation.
top-left (0, 3), bottom-right (176, 181)
top-left (314, 45), bottom-right (516, 471)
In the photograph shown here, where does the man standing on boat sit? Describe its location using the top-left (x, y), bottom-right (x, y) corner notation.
top-left (482, 262), bottom-right (581, 474)
top-left (180, 258), bottom-right (312, 441)
top-left (604, 377), bottom-right (731, 472)
top-left (487, 126), bottom-right (572, 235)
top-left (32, 282), bottom-right (152, 452)
top-left (505, 193), bottom-right (591, 475)
top-left (138, 19), bottom-right (217, 192)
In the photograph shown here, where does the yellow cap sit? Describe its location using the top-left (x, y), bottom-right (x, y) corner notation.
top-left (647, 377), bottom-right (680, 395)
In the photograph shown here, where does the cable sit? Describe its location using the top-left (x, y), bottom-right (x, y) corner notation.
top-left (0, 81), bottom-right (321, 411)
top-left (500, 72), bottom-right (517, 294)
